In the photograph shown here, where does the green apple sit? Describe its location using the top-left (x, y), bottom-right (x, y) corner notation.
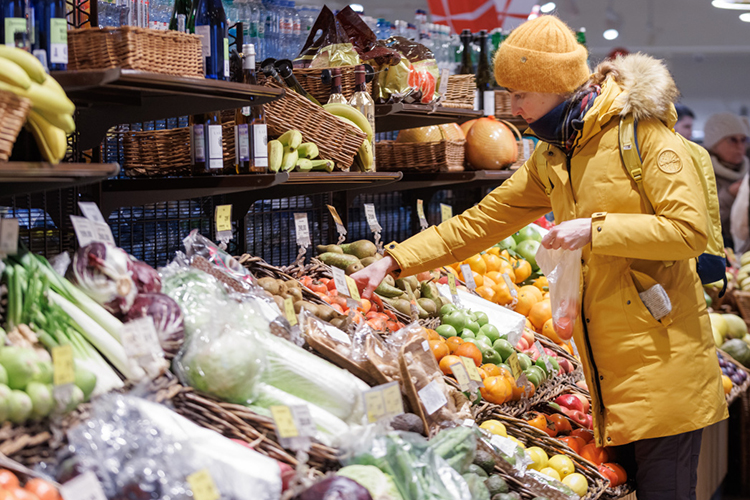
top-left (526, 365), bottom-right (547, 383)
top-left (443, 310), bottom-right (468, 332)
top-left (513, 226), bottom-right (542, 244)
top-left (474, 336), bottom-right (492, 350)
top-left (466, 321), bottom-right (481, 334)
top-left (524, 369), bottom-right (542, 388)
top-left (436, 324), bottom-right (458, 339)
top-left (481, 346), bottom-right (503, 365)
top-left (492, 339), bottom-right (515, 362)
top-left (516, 240), bottom-right (541, 271)
top-left (498, 363), bottom-right (514, 378)
top-left (497, 236), bottom-right (517, 251)
top-left (440, 304), bottom-right (457, 317)
top-left (517, 353), bottom-right (532, 371)
top-left (461, 329), bottom-right (476, 339)
top-left (475, 311), bottom-right (489, 327)
top-left (480, 324), bottom-right (500, 343)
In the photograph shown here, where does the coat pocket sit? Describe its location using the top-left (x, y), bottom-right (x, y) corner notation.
top-left (622, 270), bottom-right (665, 332)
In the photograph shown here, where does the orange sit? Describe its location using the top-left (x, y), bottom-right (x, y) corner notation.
top-left (559, 436), bottom-right (586, 455)
top-left (464, 254), bottom-right (487, 275)
top-left (477, 367), bottom-right (488, 379)
top-left (482, 253), bottom-right (504, 273)
top-left (480, 376), bottom-right (513, 404)
top-left (486, 246), bottom-right (502, 257)
top-left (439, 355), bottom-right (462, 375)
top-left (542, 318), bottom-right (563, 343)
top-left (482, 276), bottom-right (497, 288)
top-left (533, 276), bottom-right (549, 292)
top-left (426, 329), bottom-right (441, 341)
top-left (491, 281), bottom-right (515, 306)
top-left (471, 271), bottom-right (484, 288)
top-left (476, 285), bottom-right (496, 302)
top-left (0, 471), bottom-right (19, 490)
top-left (454, 343), bottom-right (483, 367)
top-left (429, 340), bottom-right (450, 362)
top-left (500, 249), bottom-right (511, 260)
top-left (11, 489), bottom-right (41, 500)
top-left (497, 259), bottom-right (516, 280)
top-left (514, 259), bottom-right (533, 283)
top-left (485, 271), bottom-right (506, 286)
top-left (529, 299), bottom-right (552, 331)
top-left (481, 363), bottom-right (503, 377)
top-left (561, 342), bottom-right (575, 356)
top-left (519, 285), bottom-right (543, 303)
top-left (525, 318), bottom-right (534, 330)
top-left (514, 291), bottom-right (539, 316)
top-left (23, 479), bottom-right (60, 500)
top-left (446, 336), bottom-right (464, 353)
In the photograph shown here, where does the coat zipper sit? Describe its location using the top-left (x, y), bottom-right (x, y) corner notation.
top-left (566, 154), bottom-right (578, 204)
top-left (581, 302), bottom-right (604, 414)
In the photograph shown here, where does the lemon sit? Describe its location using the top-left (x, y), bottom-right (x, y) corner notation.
top-left (548, 454), bottom-right (576, 478)
top-left (562, 472), bottom-right (589, 496)
top-left (722, 375), bottom-right (733, 395)
top-left (509, 436), bottom-right (525, 449)
top-left (540, 467), bottom-right (562, 481)
top-left (526, 446), bottom-right (548, 471)
top-left (480, 420), bottom-right (508, 437)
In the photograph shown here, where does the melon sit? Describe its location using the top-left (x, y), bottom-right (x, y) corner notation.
top-left (723, 314), bottom-right (748, 340)
top-left (722, 339), bottom-right (750, 367)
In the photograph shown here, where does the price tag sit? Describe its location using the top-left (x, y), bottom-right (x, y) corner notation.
top-left (534, 340), bottom-right (554, 373)
top-left (507, 351), bottom-right (522, 379)
top-left (503, 274), bottom-right (518, 298)
top-left (450, 362), bottom-right (471, 391)
top-left (293, 213), bottom-right (310, 248)
top-left (78, 201), bottom-right (107, 223)
top-left (120, 316), bottom-right (166, 378)
top-left (283, 297), bottom-right (298, 326)
top-left (331, 266), bottom-right (350, 297)
top-left (448, 272), bottom-right (458, 296)
top-left (71, 215), bottom-right (115, 247)
top-left (461, 356), bottom-right (484, 386)
top-left (0, 219), bottom-right (19, 256)
top-left (326, 204), bottom-right (347, 239)
top-left (363, 388), bottom-right (386, 423)
top-left (363, 203), bottom-right (382, 232)
top-left (61, 470), bottom-right (108, 500)
top-left (417, 199), bottom-right (428, 231)
top-left (438, 68), bottom-right (450, 96)
top-left (324, 324), bottom-right (351, 345)
top-left (462, 418), bottom-right (476, 427)
top-left (363, 382), bottom-right (404, 423)
top-left (417, 380), bottom-right (448, 415)
top-left (534, 340), bottom-right (545, 358)
top-left (52, 344), bottom-right (75, 386)
top-left (508, 327), bottom-right (523, 349)
top-left (187, 469), bottom-right (220, 500)
top-left (215, 204), bottom-right (233, 236)
top-left (382, 382), bottom-right (404, 416)
top-left (460, 264), bottom-right (476, 291)
top-left (270, 405), bottom-right (299, 439)
top-left (346, 275), bottom-right (361, 302)
top-left (440, 203), bottom-right (453, 223)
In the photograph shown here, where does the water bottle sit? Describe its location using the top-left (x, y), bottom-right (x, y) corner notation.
top-left (406, 22), bottom-right (416, 41)
top-left (376, 17), bottom-right (388, 40)
top-left (31, 0), bottom-right (67, 70)
top-left (190, 0), bottom-right (229, 80)
top-left (254, 0), bottom-right (265, 59)
top-left (291, 1), bottom-right (300, 59)
top-left (297, 5), bottom-right (314, 50)
top-left (149, 0), bottom-right (171, 29)
top-left (279, 0), bottom-right (292, 59)
top-left (262, 0), bottom-right (275, 59)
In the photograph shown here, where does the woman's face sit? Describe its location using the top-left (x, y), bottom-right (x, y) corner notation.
top-left (713, 134), bottom-right (748, 165)
top-left (508, 90), bottom-right (567, 124)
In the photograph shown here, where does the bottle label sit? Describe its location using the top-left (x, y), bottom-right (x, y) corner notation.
top-left (280, 19), bottom-right (293, 35)
top-left (207, 124), bottom-right (223, 169)
top-left (235, 124), bottom-right (250, 162)
top-left (248, 21), bottom-right (258, 38)
top-left (241, 106), bottom-right (250, 116)
top-left (195, 25), bottom-right (210, 57)
top-left (177, 14), bottom-right (186, 32)
top-left (252, 124), bottom-right (268, 167)
top-left (4, 18), bottom-right (26, 47)
top-left (49, 18), bottom-right (68, 64)
top-left (192, 124), bottom-right (205, 163)
top-left (223, 38), bottom-right (229, 77)
top-left (243, 54), bottom-right (255, 71)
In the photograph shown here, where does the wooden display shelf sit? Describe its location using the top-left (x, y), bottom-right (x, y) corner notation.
top-left (0, 162), bottom-right (120, 198)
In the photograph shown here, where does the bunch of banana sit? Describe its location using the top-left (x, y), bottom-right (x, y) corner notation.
top-left (735, 253), bottom-right (750, 291)
top-left (322, 103), bottom-right (374, 172)
top-left (0, 46), bottom-right (75, 164)
top-left (268, 129), bottom-right (334, 173)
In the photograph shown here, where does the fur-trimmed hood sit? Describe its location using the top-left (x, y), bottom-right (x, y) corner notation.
top-left (590, 53), bottom-right (680, 124)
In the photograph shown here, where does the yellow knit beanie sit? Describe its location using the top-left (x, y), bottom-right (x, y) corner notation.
top-left (494, 15), bottom-right (590, 94)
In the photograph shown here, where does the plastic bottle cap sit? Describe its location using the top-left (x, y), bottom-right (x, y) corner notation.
top-left (243, 43), bottom-right (256, 55)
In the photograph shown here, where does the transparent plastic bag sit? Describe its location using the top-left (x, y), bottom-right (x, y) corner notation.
top-left (535, 247), bottom-right (582, 341)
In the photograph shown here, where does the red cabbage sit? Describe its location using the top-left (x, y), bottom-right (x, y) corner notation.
top-left (71, 242), bottom-right (137, 316)
top-left (128, 259), bottom-right (162, 294)
top-left (294, 477), bottom-right (373, 500)
top-left (124, 293), bottom-right (185, 359)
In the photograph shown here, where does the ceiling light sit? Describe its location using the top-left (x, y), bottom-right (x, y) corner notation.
top-left (540, 2), bottom-right (556, 13)
top-left (741, 11), bottom-right (750, 20)
top-left (603, 29), bottom-right (619, 40)
top-left (349, 3), bottom-right (364, 13)
top-left (712, 0), bottom-right (750, 9)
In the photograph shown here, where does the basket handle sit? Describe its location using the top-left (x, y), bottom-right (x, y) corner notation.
top-left (496, 119), bottom-right (524, 142)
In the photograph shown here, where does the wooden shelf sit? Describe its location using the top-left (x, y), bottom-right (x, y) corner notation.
top-left (0, 162), bottom-right (120, 198)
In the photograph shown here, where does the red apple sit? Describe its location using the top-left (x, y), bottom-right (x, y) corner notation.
top-left (576, 379), bottom-right (589, 391)
top-left (558, 359), bottom-right (572, 374)
top-left (583, 414), bottom-right (593, 429)
top-left (522, 328), bottom-right (535, 346)
top-left (525, 348), bottom-right (541, 361)
top-left (555, 394), bottom-right (584, 412)
top-left (438, 276), bottom-right (448, 284)
top-left (544, 348), bottom-right (556, 357)
top-left (561, 408), bottom-right (588, 427)
top-left (516, 337), bottom-right (530, 351)
top-left (572, 393), bottom-right (590, 414)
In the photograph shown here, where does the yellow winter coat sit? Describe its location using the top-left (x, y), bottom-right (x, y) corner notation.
top-left (386, 54), bottom-right (728, 446)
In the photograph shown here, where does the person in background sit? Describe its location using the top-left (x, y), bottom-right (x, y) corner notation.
top-left (674, 103), bottom-right (694, 140)
top-left (354, 15), bottom-right (727, 500)
top-left (704, 112), bottom-right (750, 249)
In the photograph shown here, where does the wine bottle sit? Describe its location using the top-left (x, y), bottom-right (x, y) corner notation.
top-left (168, 0), bottom-right (192, 31)
top-left (348, 65), bottom-right (375, 171)
top-left (275, 58), bottom-right (320, 105)
top-left (190, 111), bottom-right (223, 174)
top-left (190, 0), bottom-right (229, 80)
top-left (458, 29), bottom-right (473, 75)
top-left (235, 43), bottom-right (268, 173)
top-left (31, 0), bottom-right (68, 70)
top-left (327, 68), bottom-right (347, 104)
top-left (475, 30), bottom-right (494, 116)
top-left (2, 0), bottom-right (27, 48)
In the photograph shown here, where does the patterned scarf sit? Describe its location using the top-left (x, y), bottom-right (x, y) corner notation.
top-left (527, 84), bottom-right (602, 154)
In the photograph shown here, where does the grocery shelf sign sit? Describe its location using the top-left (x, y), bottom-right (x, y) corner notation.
top-left (427, 0), bottom-right (536, 33)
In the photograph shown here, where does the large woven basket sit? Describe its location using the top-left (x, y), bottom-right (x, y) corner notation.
top-left (263, 81), bottom-right (366, 171)
top-left (293, 65), bottom-right (373, 104)
top-left (442, 74), bottom-right (476, 109)
top-left (0, 90), bottom-right (31, 161)
top-left (495, 89), bottom-right (512, 118)
top-left (376, 139), bottom-right (466, 173)
top-left (68, 27), bottom-right (203, 78)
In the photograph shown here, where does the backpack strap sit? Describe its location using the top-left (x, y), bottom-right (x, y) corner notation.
top-left (618, 115), bottom-right (654, 215)
top-left (536, 143), bottom-right (553, 196)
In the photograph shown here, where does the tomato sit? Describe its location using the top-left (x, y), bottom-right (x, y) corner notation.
top-left (0, 471), bottom-right (19, 490)
top-left (571, 428), bottom-right (594, 444)
top-left (559, 436), bottom-right (586, 455)
top-left (24, 479), bottom-right (60, 500)
top-left (547, 413), bottom-right (573, 435)
top-left (606, 462), bottom-right (628, 485)
top-left (524, 411), bottom-right (557, 437)
top-left (598, 463), bottom-right (619, 486)
top-left (308, 281), bottom-right (327, 294)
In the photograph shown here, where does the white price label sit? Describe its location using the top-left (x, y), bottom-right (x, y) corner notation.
top-left (78, 202), bottom-right (107, 223)
top-left (417, 199), bottom-right (428, 231)
top-left (294, 213), bottom-right (310, 248)
top-left (363, 381), bottom-right (404, 423)
top-left (324, 324), bottom-right (351, 345)
top-left (207, 124), bottom-right (223, 170)
top-left (331, 266), bottom-right (350, 296)
top-left (0, 219), bottom-right (19, 255)
top-left (460, 264), bottom-right (476, 291)
top-left (451, 362), bottom-right (471, 391)
top-left (61, 471), bottom-right (108, 500)
top-left (291, 404), bottom-right (315, 437)
top-left (503, 273), bottom-right (518, 298)
top-left (417, 380), bottom-right (448, 415)
top-left (438, 68), bottom-right (450, 96)
top-left (120, 316), bottom-right (165, 377)
top-left (363, 203), bottom-right (382, 232)
top-left (440, 203), bottom-right (453, 223)
top-left (70, 216), bottom-right (115, 247)
top-left (534, 340), bottom-right (545, 358)
top-left (483, 90), bottom-right (496, 117)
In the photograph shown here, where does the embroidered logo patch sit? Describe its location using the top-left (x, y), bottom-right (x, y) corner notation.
top-left (657, 149), bottom-right (682, 174)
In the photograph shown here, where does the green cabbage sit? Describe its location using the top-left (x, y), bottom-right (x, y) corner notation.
top-left (337, 465), bottom-right (404, 500)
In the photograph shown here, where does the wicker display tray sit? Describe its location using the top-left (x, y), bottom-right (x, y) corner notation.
top-left (293, 65), bottom-right (373, 104)
top-left (0, 90), bottom-right (31, 161)
top-left (375, 139), bottom-right (466, 173)
top-left (719, 348), bottom-right (750, 406)
top-left (263, 81), bottom-right (366, 171)
top-left (442, 74), bottom-right (476, 109)
top-left (68, 27), bottom-right (203, 77)
top-left (495, 89), bottom-right (512, 118)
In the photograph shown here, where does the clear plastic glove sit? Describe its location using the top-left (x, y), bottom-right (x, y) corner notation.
top-left (541, 218), bottom-right (592, 250)
top-left (350, 255), bottom-right (400, 298)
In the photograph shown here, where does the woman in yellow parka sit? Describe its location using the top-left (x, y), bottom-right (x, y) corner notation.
top-left (353, 15), bottom-right (727, 500)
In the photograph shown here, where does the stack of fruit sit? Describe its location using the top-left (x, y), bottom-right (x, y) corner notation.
top-left (268, 129), bottom-right (334, 173)
top-left (709, 312), bottom-right (750, 368)
top-left (717, 350), bottom-right (748, 396)
top-left (0, 469), bottom-right (60, 500)
top-left (323, 103), bottom-right (374, 172)
top-left (0, 46), bottom-right (75, 164)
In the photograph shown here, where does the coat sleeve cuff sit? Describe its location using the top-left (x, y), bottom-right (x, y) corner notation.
top-left (590, 212), bottom-right (608, 252)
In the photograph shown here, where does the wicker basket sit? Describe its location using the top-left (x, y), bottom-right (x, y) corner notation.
top-left (121, 126), bottom-right (191, 176)
top-left (376, 139), bottom-right (466, 173)
top-left (0, 90), bottom-right (31, 161)
top-left (495, 89), bottom-right (512, 118)
top-left (263, 81), bottom-right (366, 170)
top-left (442, 74), bottom-right (476, 109)
top-left (733, 289), bottom-right (750, 327)
top-left (293, 65), bottom-right (373, 104)
top-left (719, 348), bottom-right (750, 405)
top-left (68, 27), bottom-right (203, 77)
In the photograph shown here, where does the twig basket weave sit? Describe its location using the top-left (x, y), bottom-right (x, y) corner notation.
top-left (442, 74), bottom-right (476, 109)
top-left (293, 65), bottom-right (372, 103)
top-left (375, 139), bottom-right (466, 172)
top-left (0, 90), bottom-right (31, 161)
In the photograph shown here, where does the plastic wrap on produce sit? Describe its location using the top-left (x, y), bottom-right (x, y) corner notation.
top-left (60, 393), bottom-right (282, 499)
top-left (376, 37), bottom-right (439, 104)
top-left (536, 247), bottom-right (582, 342)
